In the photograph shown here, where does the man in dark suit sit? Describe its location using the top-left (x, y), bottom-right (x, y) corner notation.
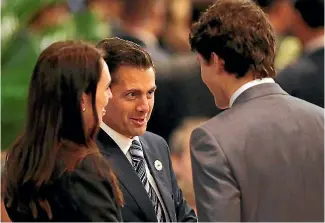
top-left (275, 0), bottom-right (324, 108)
top-left (189, 0), bottom-right (324, 221)
top-left (96, 37), bottom-right (197, 222)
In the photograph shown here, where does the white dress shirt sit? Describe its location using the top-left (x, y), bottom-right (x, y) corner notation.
top-left (229, 78), bottom-right (275, 107)
top-left (100, 123), bottom-right (169, 220)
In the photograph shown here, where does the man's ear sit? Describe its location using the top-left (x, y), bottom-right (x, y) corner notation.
top-left (211, 52), bottom-right (225, 74)
top-left (211, 52), bottom-right (224, 66)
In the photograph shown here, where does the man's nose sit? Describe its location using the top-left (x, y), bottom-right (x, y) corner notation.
top-left (136, 96), bottom-right (150, 113)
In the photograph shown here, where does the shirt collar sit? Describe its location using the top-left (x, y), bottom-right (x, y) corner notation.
top-left (229, 78), bottom-right (275, 108)
top-left (100, 122), bottom-right (139, 155)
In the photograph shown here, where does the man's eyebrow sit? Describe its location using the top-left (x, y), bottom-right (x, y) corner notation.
top-left (123, 86), bottom-right (157, 93)
top-left (124, 89), bottom-right (142, 93)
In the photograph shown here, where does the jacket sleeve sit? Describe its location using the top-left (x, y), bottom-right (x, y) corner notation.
top-left (190, 126), bottom-right (240, 222)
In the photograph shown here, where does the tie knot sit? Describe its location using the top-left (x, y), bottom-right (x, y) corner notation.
top-left (132, 140), bottom-right (141, 148)
top-left (130, 140), bottom-right (144, 158)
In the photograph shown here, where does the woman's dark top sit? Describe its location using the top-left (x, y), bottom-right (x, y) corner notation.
top-left (4, 154), bottom-right (122, 222)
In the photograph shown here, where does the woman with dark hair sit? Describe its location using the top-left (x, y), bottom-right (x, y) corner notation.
top-left (3, 40), bottom-right (123, 221)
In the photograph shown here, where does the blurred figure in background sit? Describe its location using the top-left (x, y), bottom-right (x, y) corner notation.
top-left (86, 0), bottom-right (123, 25)
top-left (115, 0), bottom-right (172, 71)
top-left (254, 0), bottom-right (301, 70)
top-left (1, 0), bottom-right (110, 150)
top-left (27, 0), bottom-right (109, 48)
top-left (114, 0), bottom-right (200, 75)
top-left (28, 2), bottom-right (71, 33)
top-left (1, 1), bottom-right (69, 151)
top-left (169, 117), bottom-right (208, 213)
top-left (3, 41), bottom-right (122, 221)
top-left (276, 0), bottom-right (324, 108)
top-left (162, 0), bottom-right (192, 54)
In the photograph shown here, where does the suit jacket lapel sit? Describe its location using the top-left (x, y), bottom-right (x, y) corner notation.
top-left (140, 137), bottom-right (175, 221)
top-left (97, 129), bottom-right (157, 221)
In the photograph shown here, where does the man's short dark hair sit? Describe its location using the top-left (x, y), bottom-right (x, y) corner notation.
top-left (189, 0), bottom-right (276, 78)
top-left (96, 37), bottom-right (154, 84)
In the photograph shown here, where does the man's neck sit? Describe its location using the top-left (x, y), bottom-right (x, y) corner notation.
top-left (226, 74), bottom-right (275, 108)
top-left (225, 73), bottom-right (255, 103)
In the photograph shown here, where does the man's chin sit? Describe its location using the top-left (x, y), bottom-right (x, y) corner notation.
top-left (136, 129), bottom-right (147, 136)
top-left (129, 127), bottom-right (147, 137)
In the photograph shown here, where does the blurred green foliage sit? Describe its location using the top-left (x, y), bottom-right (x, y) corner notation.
top-left (1, 0), bottom-right (110, 150)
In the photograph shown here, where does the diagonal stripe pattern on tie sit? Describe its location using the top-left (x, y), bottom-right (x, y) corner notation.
top-left (129, 140), bottom-right (166, 222)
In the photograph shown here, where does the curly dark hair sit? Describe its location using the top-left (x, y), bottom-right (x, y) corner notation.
top-left (189, 0), bottom-right (276, 78)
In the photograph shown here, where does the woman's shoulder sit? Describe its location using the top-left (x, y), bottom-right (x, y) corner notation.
top-left (56, 142), bottom-right (110, 179)
top-left (80, 153), bottom-right (109, 168)
top-left (57, 153), bottom-right (111, 183)
top-left (54, 154), bottom-right (122, 221)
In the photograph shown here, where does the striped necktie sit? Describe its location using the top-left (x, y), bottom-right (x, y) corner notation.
top-left (129, 140), bottom-right (166, 222)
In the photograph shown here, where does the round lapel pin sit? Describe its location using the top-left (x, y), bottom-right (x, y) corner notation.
top-left (154, 160), bottom-right (163, 171)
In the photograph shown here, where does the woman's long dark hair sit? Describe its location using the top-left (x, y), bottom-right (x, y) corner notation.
top-left (4, 41), bottom-right (122, 219)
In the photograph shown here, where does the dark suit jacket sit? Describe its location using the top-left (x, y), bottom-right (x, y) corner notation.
top-left (97, 129), bottom-right (197, 222)
top-left (5, 155), bottom-right (122, 222)
top-left (191, 83), bottom-right (324, 221)
top-left (276, 47), bottom-right (324, 108)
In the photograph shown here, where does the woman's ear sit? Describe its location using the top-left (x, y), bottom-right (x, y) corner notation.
top-left (81, 92), bottom-right (88, 112)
